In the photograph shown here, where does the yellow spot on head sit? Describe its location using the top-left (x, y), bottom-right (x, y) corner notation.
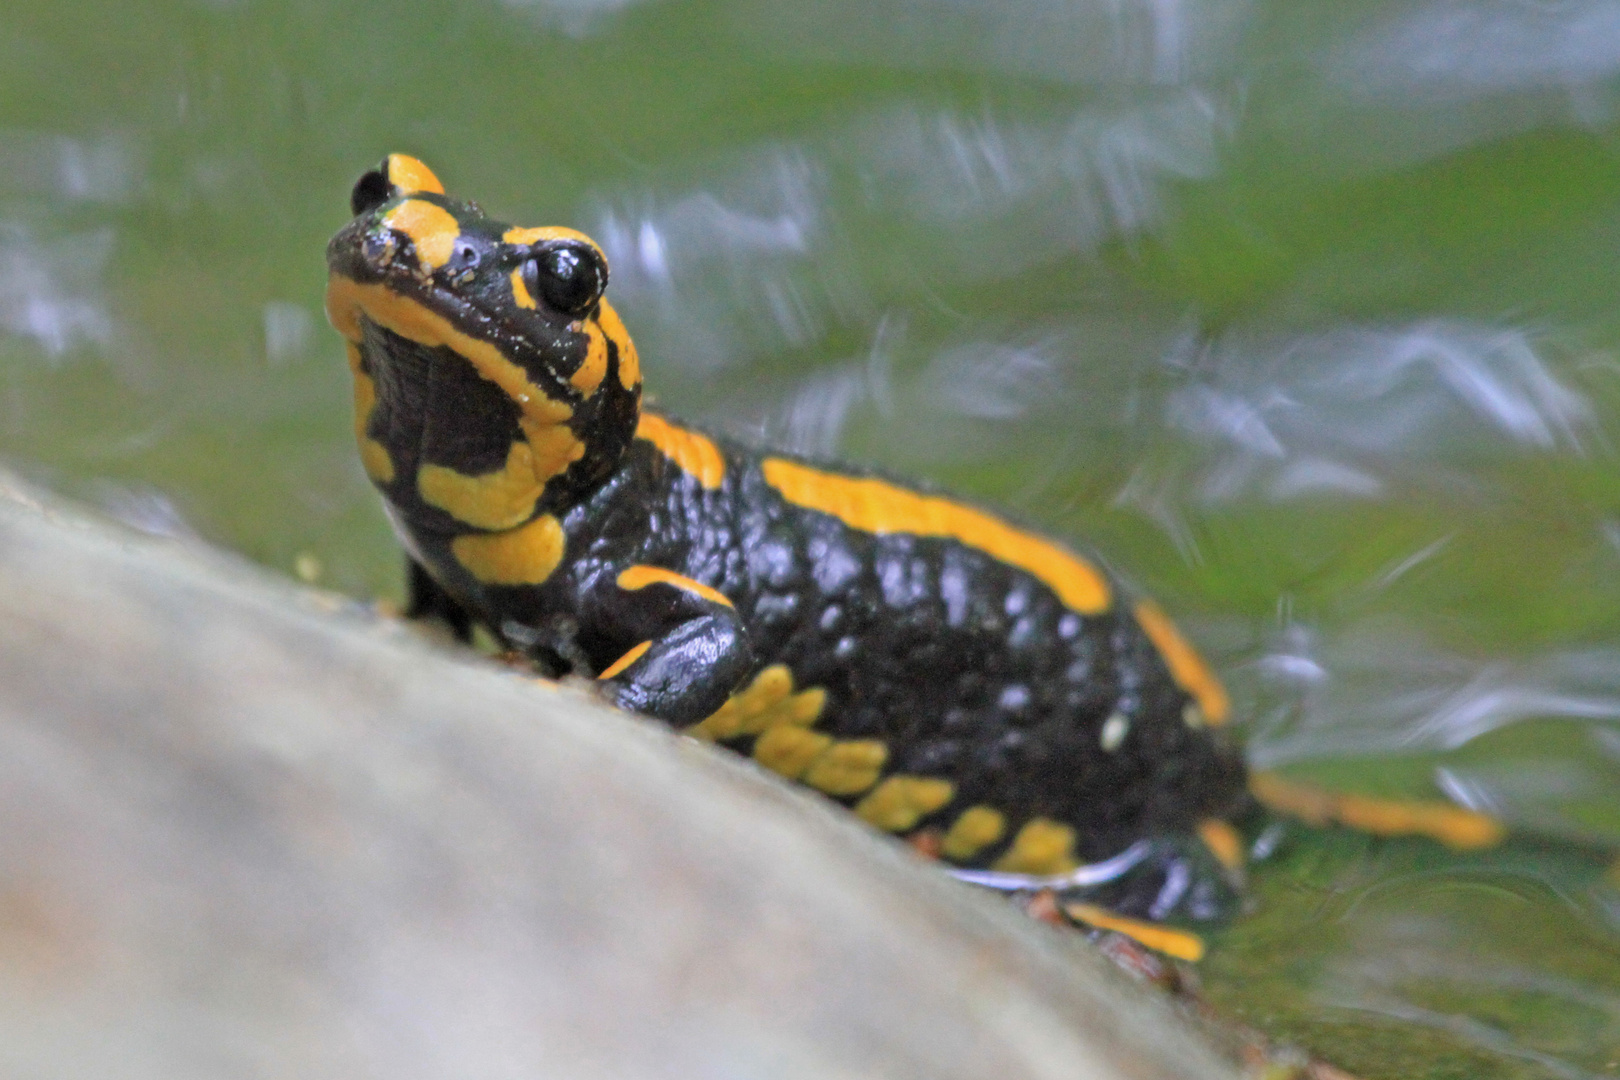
top-left (509, 268), bottom-right (536, 310)
top-left (991, 818), bottom-right (1079, 875)
top-left (1196, 818), bottom-right (1245, 872)
top-left (1134, 600), bottom-right (1229, 726)
top-left (855, 775), bottom-right (956, 832)
top-left (761, 458), bottom-right (1110, 615)
top-left (384, 154), bottom-right (444, 197)
top-left (450, 513), bottom-right (565, 586)
top-left (616, 565), bottom-right (733, 608)
top-left (598, 301), bottom-right (640, 389)
top-left (754, 725), bottom-right (832, 779)
top-left (327, 275), bottom-right (574, 431)
top-left (1063, 904), bottom-right (1207, 963)
top-left (382, 199), bottom-right (461, 272)
top-left (598, 640), bottom-right (652, 681)
top-left (636, 412), bottom-right (726, 488)
top-left (803, 740), bottom-right (888, 796)
top-left (940, 805), bottom-right (1007, 861)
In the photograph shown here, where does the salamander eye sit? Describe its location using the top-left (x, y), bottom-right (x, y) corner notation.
top-left (522, 239), bottom-right (607, 317)
top-left (350, 165), bottom-right (392, 216)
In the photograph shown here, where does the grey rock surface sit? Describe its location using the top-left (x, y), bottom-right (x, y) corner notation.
top-left (0, 473), bottom-right (1240, 1080)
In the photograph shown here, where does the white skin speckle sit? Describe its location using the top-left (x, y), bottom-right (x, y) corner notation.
top-left (1100, 712), bottom-right (1129, 752)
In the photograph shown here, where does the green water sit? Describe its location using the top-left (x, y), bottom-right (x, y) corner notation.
top-left (4, 1), bottom-right (1620, 1073)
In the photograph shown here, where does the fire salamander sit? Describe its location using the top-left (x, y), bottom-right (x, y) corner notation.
top-left (326, 155), bottom-right (1506, 962)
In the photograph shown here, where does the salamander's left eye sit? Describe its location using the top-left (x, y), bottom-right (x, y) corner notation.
top-left (522, 239), bottom-right (607, 317)
top-left (350, 167), bottom-right (392, 216)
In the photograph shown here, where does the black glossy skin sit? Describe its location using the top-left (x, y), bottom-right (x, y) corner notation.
top-left (327, 157), bottom-right (1251, 923)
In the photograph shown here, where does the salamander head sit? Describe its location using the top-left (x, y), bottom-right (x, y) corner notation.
top-left (325, 154), bottom-right (642, 536)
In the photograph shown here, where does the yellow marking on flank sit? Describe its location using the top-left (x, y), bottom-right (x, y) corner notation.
top-left (1063, 904), bottom-right (1207, 963)
top-left (346, 343), bottom-right (395, 484)
top-left (855, 776), bottom-right (956, 833)
top-left (509, 268), bottom-right (536, 309)
top-left (382, 199), bottom-right (460, 271)
top-left (599, 300), bottom-right (640, 389)
top-left (761, 458), bottom-right (1110, 615)
top-left (598, 640), bottom-right (652, 681)
top-left (1250, 771), bottom-right (1506, 851)
top-left (802, 740), bottom-right (889, 796)
top-left (502, 225), bottom-right (602, 251)
top-left (326, 276), bottom-right (573, 432)
top-left (754, 725), bottom-right (832, 779)
top-left (940, 805), bottom-right (1007, 861)
top-left (384, 154), bottom-right (444, 196)
top-left (616, 565), bottom-right (733, 608)
top-left (991, 818), bottom-right (1079, 875)
top-left (1196, 818), bottom-right (1245, 872)
top-left (418, 442), bottom-right (544, 531)
top-left (571, 319), bottom-right (608, 396)
top-left (1133, 600), bottom-right (1230, 726)
top-left (685, 664), bottom-right (825, 741)
top-left (636, 412), bottom-right (725, 488)
top-left (450, 513), bottom-right (565, 586)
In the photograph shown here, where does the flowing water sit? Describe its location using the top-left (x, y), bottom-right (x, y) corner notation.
top-left (3, 1), bottom-right (1619, 1074)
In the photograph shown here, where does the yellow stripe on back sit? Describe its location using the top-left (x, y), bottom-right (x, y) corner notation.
top-left (1133, 600), bottom-right (1230, 726)
top-left (761, 457), bottom-right (1110, 615)
top-left (636, 412), bottom-right (725, 489)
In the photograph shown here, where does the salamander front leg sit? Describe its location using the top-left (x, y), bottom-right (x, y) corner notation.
top-left (588, 564), bottom-right (755, 727)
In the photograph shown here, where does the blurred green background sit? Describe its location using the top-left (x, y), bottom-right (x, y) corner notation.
top-left (3, 0), bottom-right (1620, 1074)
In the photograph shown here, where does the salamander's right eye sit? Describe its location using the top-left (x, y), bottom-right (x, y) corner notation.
top-left (522, 239), bottom-right (608, 318)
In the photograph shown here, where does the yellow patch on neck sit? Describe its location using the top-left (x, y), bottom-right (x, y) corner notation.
top-left (635, 412), bottom-right (725, 488)
top-left (345, 343), bottom-right (395, 484)
top-left (419, 443), bottom-right (544, 531)
top-left (761, 457), bottom-right (1110, 615)
top-left (382, 199), bottom-right (460, 271)
top-left (450, 513), bottom-right (565, 586)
